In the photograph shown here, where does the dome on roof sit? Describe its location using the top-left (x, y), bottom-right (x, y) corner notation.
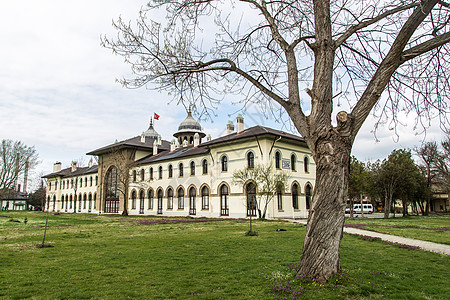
top-left (173, 109), bottom-right (206, 144)
top-left (144, 119), bottom-right (159, 138)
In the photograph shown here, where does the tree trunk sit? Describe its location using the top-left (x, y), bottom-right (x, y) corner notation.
top-left (297, 136), bottom-right (350, 283)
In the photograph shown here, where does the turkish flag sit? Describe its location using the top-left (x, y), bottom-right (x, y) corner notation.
top-left (154, 113), bottom-right (160, 120)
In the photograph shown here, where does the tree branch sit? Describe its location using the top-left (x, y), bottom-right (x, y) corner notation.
top-left (401, 31), bottom-right (450, 62)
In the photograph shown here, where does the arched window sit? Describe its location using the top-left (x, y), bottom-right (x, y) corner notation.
top-left (189, 136), bottom-right (194, 144)
top-left (90, 176), bottom-right (93, 186)
top-left (150, 167), bottom-right (154, 180)
top-left (190, 161), bottom-right (195, 176)
top-left (95, 176), bottom-right (98, 186)
top-left (105, 166), bottom-right (119, 213)
top-left (84, 177), bottom-right (87, 186)
top-left (305, 185), bottom-right (312, 210)
top-left (53, 195), bottom-right (56, 212)
top-left (189, 187), bottom-right (196, 215)
top-left (139, 190), bottom-right (145, 214)
top-left (168, 164), bottom-right (173, 178)
top-left (78, 193), bottom-right (82, 212)
top-left (275, 151), bottom-right (281, 169)
top-left (167, 188), bottom-right (174, 209)
top-left (304, 156), bottom-right (309, 173)
top-left (201, 186), bottom-right (209, 210)
top-left (179, 163), bottom-right (184, 177)
top-left (148, 189), bottom-right (154, 210)
top-left (221, 156), bottom-right (228, 172)
top-left (140, 169), bottom-right (145, 181)
top-left (178, 188), bottom-right (184, 209)
top-left (246, 183), bottom-right (257, 216)
top-left (69, 194), bottom-right (73, 209)
top-left (220, 184), bottom-right (229, 216)
top-left (83, 193), bottom-right (87, 209)
top-left (79, 178), bottom-right (83, 187)
top-left (277, 187), bottom-right (283, 210)
top-left (202, 159), bottom-right (208, 175)
top-left (61, 195), bottom-right (65, 209)
top-left (131, 190), bottom-right (137, 210)
top-left (159, 166), bottom-right (163, 179)
top-left (133, 170), bottom-right (137, 182)
top-left (247, 152), bottom-right (255, 168)
top-left (291, 154), bottom-right (296, 171)
top-left (88, 193), bottom-right (92, 212)
top-left (292, 183), bottom-right (299, 210)
top-left (94, 193), bottom-right (97, 209)
top-left (157, 189), bottom-right (163, 214)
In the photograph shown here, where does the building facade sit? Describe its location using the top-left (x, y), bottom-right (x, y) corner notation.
top-left (43, 113), bottom-right (316, 219)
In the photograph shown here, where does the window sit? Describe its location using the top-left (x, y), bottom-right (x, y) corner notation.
top-left (78, 193), bottom-right (82, 212)
top-left (305, 185), bottom-right (312, 210)
top-left (168, 164), bottom-right (173, 178)
top-left (61, 196), bottom-right (64, 209)
top-left (94, 193), bottom-right (96, 209)
top-left (84, 177), bottom-right (87, 186)
top-left (292, 183), bottom-right (299, 210)
top-left (71, 179), bottom-right (73, 188)
top-left (178, 188), bottom-right (184, 209)
top-left (80, 178), bottom-right (83, 187)
top-left (157, 189), bottom-right (163, 214)
top-left (190, 161), bottom-right (195, 176)
top-left (277, 187), bottom-right (283, 210)
top-left (49, 182), bottom-right (52, 190)
top-left (139, 190), bottom-right (145, 214)
top-left (304, 156), bottom-right (309, 173)
top-left (220, 185), bottom-right (229, 216)
top-left (95, 176), bottom-right (98, 186)
top-left (179, 163), bottom-right (184, 177)
top-left (167, 188), bottom-right (173, 209)
top-left (133, 170), bottom-right (137, 182)
top-left (221, 156), bottom-right (228, 172)
top-left (90, 176), bottom-right (93, 186)
top-left (275, 151), bottom-right (281, 169)
top-left (246, 183), bottom-right (257, 216)
top-left (189, 187), bottom-right (196, 215)
top-left (159, 166), bottom-right (163, 179)
top-left (247, 152), bottom-right (254, 168)
top-left (88, 193), bottom-right (92, 211)
top-left (105, 166), bottom-right (119, 213)
top-left (140, 169), bottom-right (145, 181)
top-left (150, 167), bottom-right (154, 180)
top-left (291, 154), bottom-right (296, 171)
top-left (63, 181), bottom-right (65, 189)
top-left (83, 193), bottom-right (87, 209)
top-left (201, 186), bottom-right (209, 210)
top-left (69, 194), bottom-right (73, 209)
top-left (202, 160), bottom-right (208, 174)
top-left (131, 190), bottom-right (137, 209)
top-left (148, 189), bottom-right (154, 210)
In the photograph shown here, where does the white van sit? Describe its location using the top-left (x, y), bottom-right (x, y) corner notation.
top-left (352, 203), bottom-right (374, 214)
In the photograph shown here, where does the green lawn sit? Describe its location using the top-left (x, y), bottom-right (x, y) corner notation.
top-left (1, 212), bottom-right (449, 299)
top-left (345, 215), bottom-right (450, 245)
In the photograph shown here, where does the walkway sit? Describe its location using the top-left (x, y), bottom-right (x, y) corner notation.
top-left (285, 219), bottom-right (450, 256)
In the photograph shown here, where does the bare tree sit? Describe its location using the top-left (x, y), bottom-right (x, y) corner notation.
top-left (102, 0), bottom-right (450, 282)
top-left (233, 163), bottom-right (290, 219)
top-left (0, 139), bottom-right (39, 197)
top-left (435, 133), bottom-right (450, 194)
top-left (107, 146), bottom-right (136, 216)
top-left (415, 141), bottom-right (440, 214)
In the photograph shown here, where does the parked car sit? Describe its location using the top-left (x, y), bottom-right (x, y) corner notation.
top-left (352, 203), bottom-right (374, 214)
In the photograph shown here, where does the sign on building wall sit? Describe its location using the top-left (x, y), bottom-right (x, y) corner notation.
top-left (282, 159), bottom-right (291, 169)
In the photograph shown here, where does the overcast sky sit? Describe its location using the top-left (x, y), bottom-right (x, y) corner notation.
top-left (0, 1), bottom-right (446, 190)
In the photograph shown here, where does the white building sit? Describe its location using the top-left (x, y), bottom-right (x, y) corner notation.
top-left (43, 112), bottom-right (315, 218)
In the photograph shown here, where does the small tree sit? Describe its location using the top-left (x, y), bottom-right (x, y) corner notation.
top-left (29, 180), bottom-right (46, 210)
top-left (233, 164), bottom-right (290, 219)
top-left (348, 156), bottom-right (370, 218)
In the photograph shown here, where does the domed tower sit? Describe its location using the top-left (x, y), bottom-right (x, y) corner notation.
top-left (143, 118), bottom-right (159, 139)
top-left (173, 108), bottom-right (206, 145)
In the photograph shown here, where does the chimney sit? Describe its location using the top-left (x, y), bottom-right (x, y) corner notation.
top-left (194, 133), bottom-right (200, 147)
top-left (53, 162), bottom-right (62, 173)
top-left (170, 140), bottom-right (176, 152)
top-left (207, 134), bottom-right (212, 142)
top-left (157, 134), bottom-right (162, 146)
top-left (71, 161), bottom-right (77, 172)
top-left (236, 114), bottom-right (244, 134)
top-left (153, 140), bottom-right (158, 155)
top-left (226, 121), bottom-right (235, 135)
top-left (23, 160), bottom-right (29, 193)
top-left (140, 132), bottom-right (146, 143)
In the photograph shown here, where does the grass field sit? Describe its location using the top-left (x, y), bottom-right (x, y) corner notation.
top-left (1, 212), bottom-right (449, 299)
top-left (345, 215), bottom-right (450, 245)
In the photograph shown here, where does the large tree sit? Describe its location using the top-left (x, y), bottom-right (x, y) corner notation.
top-left (102, 0), bottom-right (450, 282)
top-left (0, 139), bottom-right (39, 197)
